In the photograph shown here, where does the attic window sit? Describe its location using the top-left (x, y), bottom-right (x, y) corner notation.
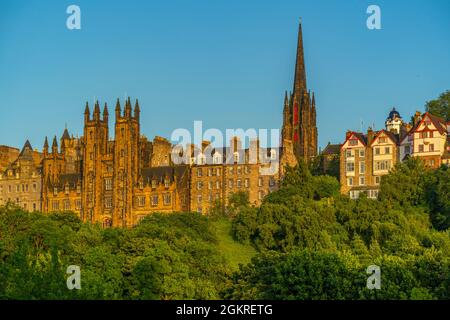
top-left (349, 139), bottom-right (358, 146)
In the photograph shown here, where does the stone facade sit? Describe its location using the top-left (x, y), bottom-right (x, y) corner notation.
top-left (0, 141), bottom-right (42, 211)
top-left (0, 22), bottom-right (319, 227)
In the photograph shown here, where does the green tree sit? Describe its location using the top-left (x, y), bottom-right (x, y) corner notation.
top-left (425, 90), bottom-right (450, 121)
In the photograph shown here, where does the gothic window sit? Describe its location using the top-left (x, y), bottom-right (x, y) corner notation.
top-left (75, 199), bottom-right (82, 209)
top-left (216, 168), bottom-right (221, 176)
top-left (151, 179), bottom-right (157, 189)
top-left (105, 178), bottom-right (113, 191)
top-left (244, 166), bottom-right (250, 174)
top-left (53, 187), bottom-right (58, 195)
top-left (216, 181), bottom-right (220, 189)
top-left (197, 168), bottom-right (203, 177)
top-left (52, 200), bottom-right (59, 211)
top-left (137, 196), bottom-right (145, 207)
top-left (208, 181), bottom-right (213, 190)
top-left (64, 200), bottom-right (70, 211)
top-left (258, 177), bottom-right (263, 187)
top-left (163, 194), bottom-right (171, 205)
top-left (228, 179), bottom-right (234, 188)
top-left (197, 194), bottom-right (202, 203)
top-left (104, 197), bottom-right (112, 208)
top-left (244, 179), bottom-right (249, 188)
top-left (197, 181), bottom-right (203, 190)
top-left (236, 179), bottom-right (242, 188)
top-left (151, 195), bottom-right (158, 206)
top-left (237, 166), bottom-right (242, 175)
top-left (164, 178), bottom-right (170, 188)
top-left (233, 152), bottom-right (239, 163)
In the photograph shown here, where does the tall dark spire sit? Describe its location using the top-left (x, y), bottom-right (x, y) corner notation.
top-left (103, 102), bottom-right (109, 122)
top-left (134, 98), bottom-right (140, 121)
top-left (115, 98), bottom-right (121, 119)
top-left (52, 135), bottom-right (58, 154)
top-left (43, 136), bottom-right (49, 155)
top-left (84, 102), bottom-right (90, 122)
top-left (293, 21), bottom-right (307, 99)
top-left (93, 100), bottom-right (101, 121)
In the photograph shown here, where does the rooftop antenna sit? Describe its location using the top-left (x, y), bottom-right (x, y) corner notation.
top-left (360, 119), bottom-right (364, 132)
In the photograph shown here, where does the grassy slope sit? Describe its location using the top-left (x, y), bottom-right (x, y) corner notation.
top-left (211, 217), bottom-right (257, 271)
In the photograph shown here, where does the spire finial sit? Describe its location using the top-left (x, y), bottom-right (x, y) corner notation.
top-left (293, 20), bottom-right (307, 99)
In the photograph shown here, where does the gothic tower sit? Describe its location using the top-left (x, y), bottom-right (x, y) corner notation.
top-left (112, 97), bottom-right (140, 227)
top-left (281, 22), bottom-right (318, 165)
top-left (81, 101), bottom-right (109, 223)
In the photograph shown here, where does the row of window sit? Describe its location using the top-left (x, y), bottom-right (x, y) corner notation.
top-left (0, 198), bottom-right (38, 211)
top-left (349, 189), bottom-right (379, 200)
top-left (347, 176), bottom-right (381, 186)
top-left (135, 194), bottom-right (172, 207)
top-left (51, 199), bottom-right (82, 211)
top-left (0, 183), bottom-right (38, 194)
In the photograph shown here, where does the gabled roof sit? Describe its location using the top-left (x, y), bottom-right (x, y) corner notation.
top-left (370, 129), bottom-right (399, 146)
top-left (341, 132), bottom-right (367, 149)
top-left (400, 112), bottom-right (447, 143)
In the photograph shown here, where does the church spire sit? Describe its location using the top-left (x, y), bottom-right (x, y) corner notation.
top-left (293, 21), bottom-right (307, 99)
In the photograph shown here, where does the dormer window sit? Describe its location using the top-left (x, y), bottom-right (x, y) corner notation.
top-left (213, 152), bottom-right (222, 164)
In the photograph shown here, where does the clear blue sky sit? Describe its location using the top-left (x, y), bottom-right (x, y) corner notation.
top-left (0, 0), bottom-right (449, 151)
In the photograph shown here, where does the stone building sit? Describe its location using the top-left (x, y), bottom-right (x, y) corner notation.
top-left (340, 108), bottom-right (449, 199)
top-left (0, 141), bottom-right (42, 211)
top-left (0, 22), bottom-right (319, 226)
top-left (0, 145), bottom-right (19, 173)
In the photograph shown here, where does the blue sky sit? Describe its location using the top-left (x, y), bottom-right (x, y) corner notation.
top-left (0, 0), bottom-right (449, 150)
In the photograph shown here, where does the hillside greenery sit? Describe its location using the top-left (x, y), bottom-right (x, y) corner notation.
top-left (0, 158), bottom-right (448, 300)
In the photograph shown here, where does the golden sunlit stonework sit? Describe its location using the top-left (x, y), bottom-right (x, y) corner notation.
top-left (0, 23), bottom-right (319, 227)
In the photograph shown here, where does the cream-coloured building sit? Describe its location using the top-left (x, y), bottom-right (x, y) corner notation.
top-left (400, 112), bottom-right (448, 168)
top-left (0, 141), bottom-right (42, 211)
